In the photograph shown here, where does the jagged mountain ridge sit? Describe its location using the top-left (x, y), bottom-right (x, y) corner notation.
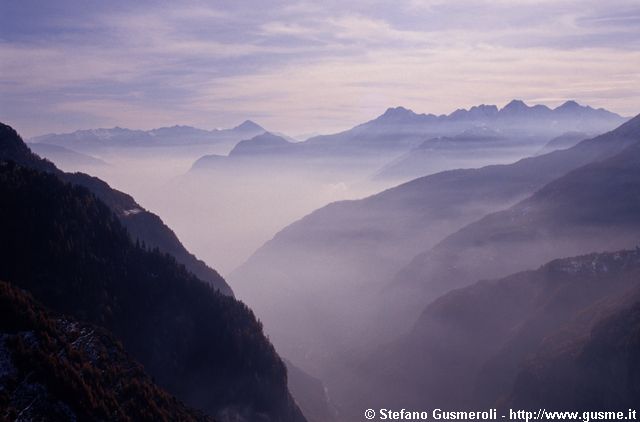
top-left (190, 101), bottom-right (626, 178)
top-left (366, 100), bottom-right (622, 128)
top-left (30, 120), bottom-right (266, 153)
top-left (302, 99), bottom-right (625, 152)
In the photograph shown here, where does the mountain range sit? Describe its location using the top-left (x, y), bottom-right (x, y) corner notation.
top-left (30, 120), bottom-right (266, 154)
top-left (230, 113), bottom-right (640, 422)
top-left (5, 101), bottom-right (637, 421)
top-left (190, 100), bottom-right (627, 183)
top-left (302, 99), bottom-right (624, 153)
top-left (231, 114), bottom-right (640, 374)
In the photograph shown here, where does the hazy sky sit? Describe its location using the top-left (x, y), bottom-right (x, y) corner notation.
top-left (1, 0), bottom-right (639, 137)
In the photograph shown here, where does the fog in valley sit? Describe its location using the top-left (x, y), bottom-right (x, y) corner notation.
top-left (23, 102), bottom-right (640, 421)
top-left (33, 104), bottom-right (608, 276)
top-left (4, 2), bottom-right (640, 421)
top-left (57, 146), bottom-right (387, 274)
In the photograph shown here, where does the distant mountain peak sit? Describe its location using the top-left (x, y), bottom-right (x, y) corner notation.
top-left (554, 100), bottom-right (587, 112)
top-left (251, 131), bottom-right (287, 142)
top-left (560, 99), bottom-right (580, 108)
top-left (233, 120), bottom-right (264, 132)
top-left (385, 106), bottom-right (412, 114)
top-left (450, 104), bottom-right (499, 120)
top-left (370, 106), bottom-right (427, 125)
top-left (229, 131), bottom-right (294, 156)
top-left (501, 99), bottom-right (529, 112)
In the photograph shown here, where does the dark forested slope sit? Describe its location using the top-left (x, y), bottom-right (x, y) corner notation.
top-left (0, 281), bottom-right (212, 422)
top-left (0, 122), bottom-right (233, 296)
top-left (0, 162), bottom-right (305, 422)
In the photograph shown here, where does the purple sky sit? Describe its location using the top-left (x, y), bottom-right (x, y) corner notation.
top-left (1, 0), bottom-right (639, 137)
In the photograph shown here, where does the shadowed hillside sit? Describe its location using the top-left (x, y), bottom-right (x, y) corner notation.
top-left (393, 114), bottom-right (640, 308)
top-left (336, 249), bottom-right (640, 419)
top-left (0, 281), bottom-right (212, 421)
top-left (0, 122), bottom-right (233, 296)
top-left (0, 158), bottom-right (305, 421)
top-left (231, 114), bottom-right (640, 378)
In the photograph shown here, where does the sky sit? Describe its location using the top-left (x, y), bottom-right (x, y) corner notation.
top-left (1, 0), bottom-right (639, 138)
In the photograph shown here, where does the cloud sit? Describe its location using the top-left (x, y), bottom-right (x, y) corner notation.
top-left (0, 0), bottom-right (638, 137)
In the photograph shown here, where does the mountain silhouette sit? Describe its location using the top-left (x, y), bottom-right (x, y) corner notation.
top-left (31, 121), bottom-right (266, 153)
top-left (302, 99), bottom-right (624, 153)
top-left (190, 101), bottom-right (626, 179)
top-left (28, 142), bottom-right (108, 169)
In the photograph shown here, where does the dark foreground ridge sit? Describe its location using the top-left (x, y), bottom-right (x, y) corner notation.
top-left (0, 281), bottom-right (213, 421)
top-left (0, 122), bottom-right (233, 296)
top-left (0, 123), bottom-right (306, 422)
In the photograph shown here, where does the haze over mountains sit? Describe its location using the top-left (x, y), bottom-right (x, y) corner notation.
top-left (230, 113), bottom-right (640, 419)
top-left (232, 113), bottom-right (640, 363)
top-left (301, 99), bottom-right (624, 154)
top-left (31, 120), bottom-right (266, 154)
top-left (191, 132), bottom-right (300, 173)
top-left (3, 102), bottom-right (638, 422)
top-left (28, 142), bottom-right (108, 171)
top-left (190, 100), bottom-right (626, 186)
top-left (180, 100), bottom-right (628, 272)
top-left (5, 0), bottom-right (640, 419)
top-left (374, 126), bottom-right (517, 181)
top-left (537, 131), bottom-right (591, 155)
top-left (395, 115), bottom-right (640, 304)
top-left (24, 100), bottom-right (626, 277)
top-left (0, 124), bottom-right (306, 421)
top-left (338, 248), bottom-right (640, 419)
